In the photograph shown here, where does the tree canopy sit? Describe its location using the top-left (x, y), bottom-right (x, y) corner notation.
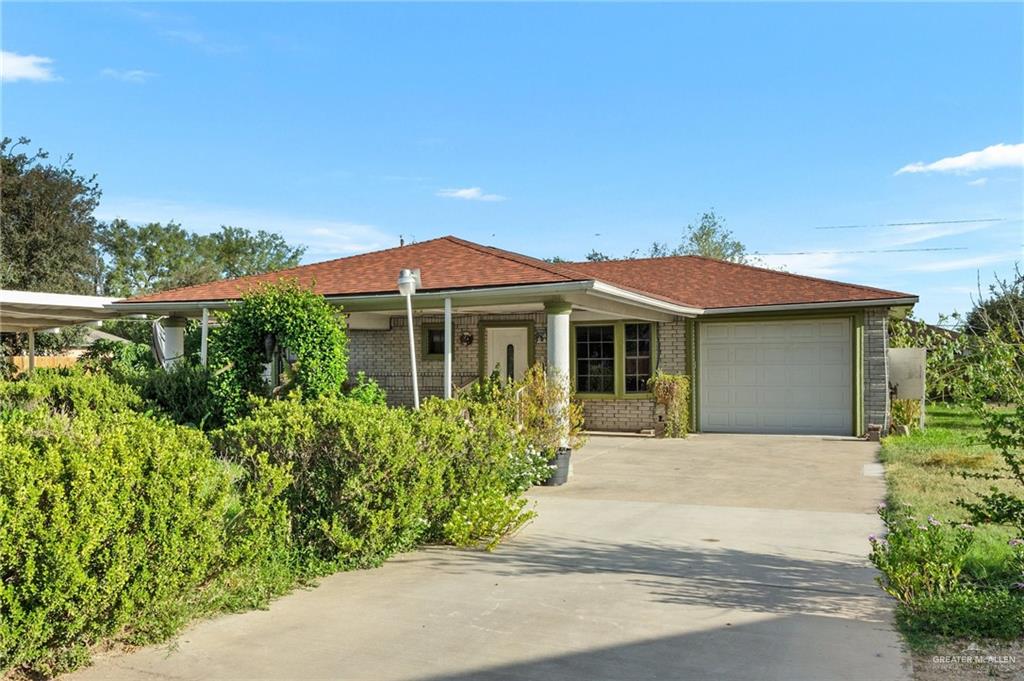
top-left (97, 221), bottom-right (305, 297)
top-left (0, 137), bottom-right (101, 295)
top-left (557, 210), bottom-right (750, 264)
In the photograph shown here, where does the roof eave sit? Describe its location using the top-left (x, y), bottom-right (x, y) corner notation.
top-left (700, 297), bottom-right (919, 315)
top-left (108, 279), bottom-right (703, 318)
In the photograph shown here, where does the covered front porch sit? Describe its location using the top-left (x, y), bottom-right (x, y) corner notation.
top-left (114, 279), bottom-right (697, 432)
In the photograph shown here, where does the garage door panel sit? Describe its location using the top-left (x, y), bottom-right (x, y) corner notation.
top-left (700, 319), bottom-right (853, 436)
top-left (733, 366), bottom-right (758, 386)
top-left (820, 365), bottom-right (849, 387)
top-left (704, 346), bottom-right (732, 364)
top-left (733, 346), bottom-right (757, 364)
top-left (820, 345), bottom-right (848, 364)
top-left (819, 320), bottom-right (848, 338)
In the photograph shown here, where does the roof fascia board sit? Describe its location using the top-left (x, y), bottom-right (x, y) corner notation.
top-left (589, 281), bottom-right (702, 317)
top-left (110, 281), bottom-right (599, 315)
top-left (701, 297), bottom-right (919, 315)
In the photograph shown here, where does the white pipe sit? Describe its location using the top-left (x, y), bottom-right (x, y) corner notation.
top-left (443, 297), bottom-right (452, 399)
top-left (27, 329), bottom-right (35, 375)
top-left (405, 292), bottom-right (419, 409)
top-left (200, 308), bottom-right (209, 366)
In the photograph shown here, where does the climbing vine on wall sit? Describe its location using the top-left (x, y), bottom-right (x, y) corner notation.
top-left (648, 371), bottom-right (691, 438)
top-left (209, 280), bottom-right (349, 421)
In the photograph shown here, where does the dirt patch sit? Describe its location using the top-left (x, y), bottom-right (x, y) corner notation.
top-left (913, 640), bottom-right (1024, 680)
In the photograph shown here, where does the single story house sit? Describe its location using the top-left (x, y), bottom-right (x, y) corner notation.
top-left (114, 236), bottom-right (917, 436)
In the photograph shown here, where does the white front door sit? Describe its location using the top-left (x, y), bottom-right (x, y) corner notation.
top-left (699, 318), bottom-right (853, 435)
top-left (485, 326), bottom-right (530, 383)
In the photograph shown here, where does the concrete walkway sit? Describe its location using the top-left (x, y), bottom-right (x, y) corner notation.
top-left (68, 435), bottom-right (909, 681)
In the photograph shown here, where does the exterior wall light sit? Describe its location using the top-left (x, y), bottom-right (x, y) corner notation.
top-left (397, 268), bottom-right (421, 409)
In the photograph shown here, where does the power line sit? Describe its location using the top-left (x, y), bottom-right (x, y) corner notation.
top-left (815, 218), bottom-right (1005, 230)
top-left (755, 246), bottom-right (968, 256)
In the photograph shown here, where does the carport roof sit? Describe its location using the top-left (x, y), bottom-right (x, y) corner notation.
top-left (0, 290), bottom-right (122, 332)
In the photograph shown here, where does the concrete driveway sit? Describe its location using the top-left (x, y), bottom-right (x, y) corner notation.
top-left (69, 434), bottom-right (908, 681)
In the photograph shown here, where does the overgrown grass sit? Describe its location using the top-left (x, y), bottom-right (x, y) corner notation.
top-left (880, 403), bottom-right (1015, 531)
top-left (877, 402), bottom-right (1023, 650)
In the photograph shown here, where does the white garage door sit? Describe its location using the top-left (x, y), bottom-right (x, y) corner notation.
top-left (699, 319), bottom-right (853, 435)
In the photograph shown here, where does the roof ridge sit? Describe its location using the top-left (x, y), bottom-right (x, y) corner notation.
top-left (126, 235), bottom-right (457, 302)
top-left (573, 253), bottom-right (913, 298)
top-left (442, 236), bottom-right (591, 282)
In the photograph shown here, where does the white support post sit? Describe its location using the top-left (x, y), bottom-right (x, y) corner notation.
top-left (161, 317), bottom-right (186, 368)
top-left (545, 302), bottom-right (572, 449)
top-left (27, 329), bottom-right (35, 375)
top-left (200, 308), bottom-right (210, 367)
top-left (443, 297), bottom-right (453, 399)
top-left (405, 293), bottom-right (420, 409)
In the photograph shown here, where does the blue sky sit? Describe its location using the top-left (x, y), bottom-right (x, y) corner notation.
top-left (3, 2), bottom-right (1022, 322)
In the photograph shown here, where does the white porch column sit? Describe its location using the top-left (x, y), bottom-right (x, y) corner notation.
top-left (443, 297), bottom-right (453, 399)
top-left (27, 329), bottom-right (35, 375)
top-left (161, 317), bottom-right (187, 368)
top-left (545, 301), bottom-right (572, 449)
top-left (200, 308), bottom-right (210, 367)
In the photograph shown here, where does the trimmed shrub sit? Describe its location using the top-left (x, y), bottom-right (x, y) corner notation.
top-left (137, 362), bottom-right (222, 429)
top-left (0, 367), bottom-right (141, 416)
top-left (213, 392), bottom-right (547, 567)
top-left (79, 338), bottom-right (156, 384)
top-left (213, 395), bottom-right (433, 571)
top-left (0, 394), bottom-right (292, 675)
top-left (416, 397), bottom-right (548, 549)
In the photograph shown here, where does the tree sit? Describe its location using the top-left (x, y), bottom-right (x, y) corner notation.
top-left (964, 266), bottom-right (1024, 338)
top-left (588, 210), bottom-right (751, 263)
top-left (97, 222), bottom-right (306, 297)
top-left (672, 210), bottom-right (748, 263)
top-left (199, 226), bottom-right (305, 279)
top-left (0, 137), bottom-right (101, 294)
top-left (97, 220), bottom-right (211, 297)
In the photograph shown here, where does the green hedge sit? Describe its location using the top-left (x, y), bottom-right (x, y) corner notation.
top-left (1, 371), bottom-right (549, 675)
top-left (0, 375), bottom-right (292, 676)
top-left (0, 367), bottom-right (142, 415)
top-left (213, 393), bottom-right (549, 570)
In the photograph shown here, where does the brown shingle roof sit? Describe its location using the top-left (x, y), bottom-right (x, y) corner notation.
top-left (121, 235), bottom-right (916, 309)
top-left (570, 255), bottom-right (914, 309)
top-left (122, 236), bottom-right (590, 303)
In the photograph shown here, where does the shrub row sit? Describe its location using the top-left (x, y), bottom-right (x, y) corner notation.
top-left (0, 370), bottom-right (549, 675)
top-left (0, 395), bottom-right (291, 675)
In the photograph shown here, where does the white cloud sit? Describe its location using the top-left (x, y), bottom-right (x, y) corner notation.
top-left (902, 253), bottom-right (1012, 273)
top-left (896, 143), bottom-right (1024, 175)
top-left (95, 197), bottom-right (396, 260)
top-left (1, 51), bottom-right (58, 82)
top-left (755, 252), bottom-right (862, 278)
top-left (967, 177), bottom-right (988, 186)
top-left (436, 187), bottom-right (506, 202)
top-left (101, 68), bottom-right (156, 83)
top-left (887, 221), bottom-right (996, 247)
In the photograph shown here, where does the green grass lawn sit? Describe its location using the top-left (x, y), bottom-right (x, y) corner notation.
top-left (880, 403), bottom-right (1015, 527)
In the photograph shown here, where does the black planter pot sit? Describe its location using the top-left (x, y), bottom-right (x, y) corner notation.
top-left (542, 447), bottom-right (572, 486)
